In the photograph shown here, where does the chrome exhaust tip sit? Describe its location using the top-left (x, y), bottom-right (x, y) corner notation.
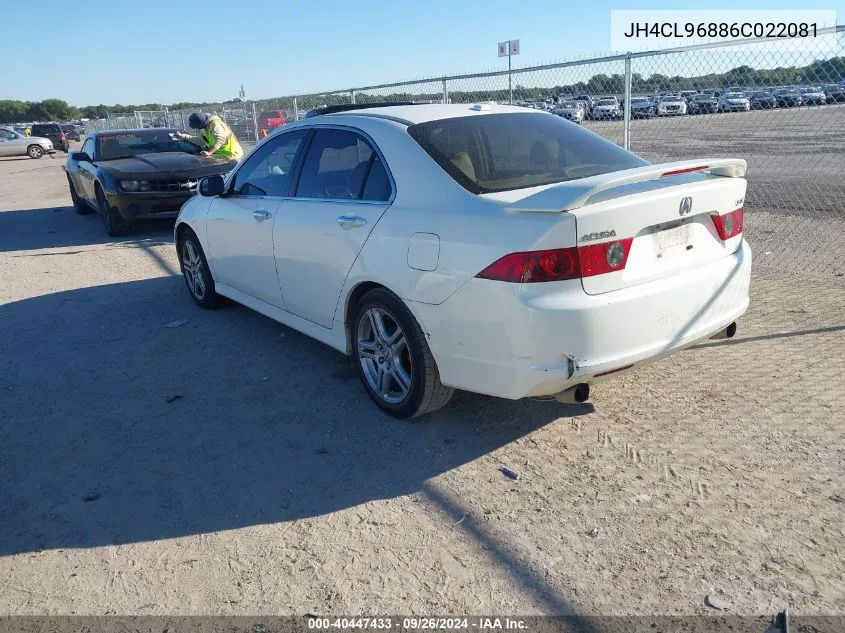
top-left (710, 321), bottom-right (737, 340)
top-left (554, 383), bottom-right (590, 404)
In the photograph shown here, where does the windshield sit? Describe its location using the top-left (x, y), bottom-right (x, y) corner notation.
top-left (694, 95), bottom-right (713, 101)
top-left (559, 101), bottom-right (579, 108)
top-left (96, 131), bottom-right (201, 160)
top-left (597, 99), bottom-right (616, 105)
top-left (407, 112), bottom-right (648, 195)
top-left (725, 93), bottom-right (745, 99)
top-left (631, 98), bottom-right (648, 103)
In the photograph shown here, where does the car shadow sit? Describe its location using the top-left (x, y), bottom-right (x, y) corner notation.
top-left (0, 276), bottom-right (591, 557)
top-left (0, 206), bottom-right (176, 253)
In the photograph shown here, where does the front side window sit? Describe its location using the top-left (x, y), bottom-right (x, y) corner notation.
top-left (82, 138), bottom-right (95, 158)
top-left (231, 129), bottom-right (308, 197)
top-left (408, 112), bottom-right (648, 195)
top-left (0, 129), bottom-right (16, 140)
top-left (294, 129), bottom-right (382, 200)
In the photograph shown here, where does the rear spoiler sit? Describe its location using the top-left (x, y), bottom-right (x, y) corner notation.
top-left (505, 159), bottom-right (747, 214)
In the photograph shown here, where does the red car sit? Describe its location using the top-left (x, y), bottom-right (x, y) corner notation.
top-left (258, 110), bottom-right (288, 138)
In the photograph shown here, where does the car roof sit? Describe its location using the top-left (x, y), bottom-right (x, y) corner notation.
top-left (313, 103), bottom-right (541, 125)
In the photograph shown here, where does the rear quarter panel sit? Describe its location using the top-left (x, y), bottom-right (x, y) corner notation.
top-left (331, 117), bottom-right (577, 322)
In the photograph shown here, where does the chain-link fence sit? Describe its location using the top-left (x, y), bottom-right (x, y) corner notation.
top-left (81, 27), bottom-right (844, 280)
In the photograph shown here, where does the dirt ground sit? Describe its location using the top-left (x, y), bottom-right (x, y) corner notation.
top-left (0, 127), bottom-right (843, 617)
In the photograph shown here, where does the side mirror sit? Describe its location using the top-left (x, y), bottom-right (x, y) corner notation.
top-left (199, 174), bottom-right (225, 197)
top-left (71, 152), bottom-right (91, 162)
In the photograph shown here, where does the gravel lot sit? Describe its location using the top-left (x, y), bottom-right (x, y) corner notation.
top-left (1, 112), bottom-right (843, 618)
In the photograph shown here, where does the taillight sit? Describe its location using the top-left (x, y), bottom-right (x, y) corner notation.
top-left (59, 132), bottom-right (66, 140)
top-left (578, 238), bottom-right (633, 277)
top-left (475, 239), bottom-right (633, 283)
top-left (711, 207), bottom-right (744, 240)
top-left (475, 247), bottom-right (580, 283)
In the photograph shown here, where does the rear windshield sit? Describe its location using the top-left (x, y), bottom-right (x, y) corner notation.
top-left (407, 112), bottom-right (648, 195)
top-left (33, 124), bottom-right (59, 133)
top-left (96, 131), bottom-right (200, 160)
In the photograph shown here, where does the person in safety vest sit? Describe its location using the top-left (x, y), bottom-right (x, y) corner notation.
top-left (173, 112), bottom-right (243, 161)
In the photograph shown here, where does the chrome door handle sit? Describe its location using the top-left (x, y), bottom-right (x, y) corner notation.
top-left (252, 209), bottom-right (272, 222)
top-left (337, 215), bottom-right (367, 229)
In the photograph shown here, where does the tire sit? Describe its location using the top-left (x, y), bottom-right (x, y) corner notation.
top-left (351, 288), bottom-right (453, 419)
top-left (27, 145), bottom-right (44, 159)
top-left (178, 229), bottom-right (221, 309)
top-left (96, 186), bottom-right (131, 237)
top-left (67, 174), bottom-right (93, 215)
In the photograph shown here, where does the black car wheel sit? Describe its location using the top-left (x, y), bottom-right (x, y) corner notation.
top-left (67, 174), bottom-right (93, 215)
top-left (351, 288), bottom-right (454, 419)
top-left (27, 145), bottom-right (44, 159)
top-left (179, 229), bottom-right (221, 309)
top-left (96, 186), bottom-right (131, 237)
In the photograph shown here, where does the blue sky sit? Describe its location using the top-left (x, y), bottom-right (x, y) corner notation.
top-left (1, 0), bottom-right (841, 105)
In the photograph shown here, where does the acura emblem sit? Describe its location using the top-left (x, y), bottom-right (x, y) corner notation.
top-left (679, 196), bottom-right (693, 216)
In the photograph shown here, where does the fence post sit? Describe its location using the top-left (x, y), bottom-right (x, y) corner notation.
top-left (163, 106), bottom-right (170, 128)
top-left (623, 55), bottom-right (632, 151)
top-left (252, 102), bottom-right (259, 143)
top-left (293, 97), bottom-right (298, 121)
top-left (351, 90), bottom-right (356, 104)
top-left (442, 78), bottom-right (448, 104)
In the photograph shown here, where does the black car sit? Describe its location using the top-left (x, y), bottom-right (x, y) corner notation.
top-left (749, 91), bottom-right (777, 109)
top-left (61, 124), bottom-right (82, 141)
top-left (688, 95), bottom-right (719, 114)
top-left (65, 128), bottom-right (238, 236)
top-left (773, 89), bottom-right (803, 107)
top-left (31, 122), bottom-right (70, 152)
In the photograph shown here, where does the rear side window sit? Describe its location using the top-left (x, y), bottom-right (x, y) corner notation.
top-left (33, 124), bottom-right (59, 135)
top-left (360, 156), bottom-right (391, 201)
top-left (295, 129), bottom-right (378, 200)
top-left (407, 113), bottom-right (648, 195)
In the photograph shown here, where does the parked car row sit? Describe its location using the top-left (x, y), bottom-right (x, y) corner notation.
top-left (533, 80), bottom-right (845, 121)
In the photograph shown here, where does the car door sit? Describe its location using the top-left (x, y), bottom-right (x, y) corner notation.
top-left (0, 129), bottom-right (22, 156)
top-left (273, 127), bottom-right (394, 329)
top-left (74, 138), bottom-right (98, 202)
top-left (205, 129), bottom-right (310, 309)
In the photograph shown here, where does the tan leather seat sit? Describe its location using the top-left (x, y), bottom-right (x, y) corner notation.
top-left (450, 152), bottom-right (476, 181)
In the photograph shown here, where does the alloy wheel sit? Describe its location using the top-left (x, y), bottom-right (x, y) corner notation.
top-left (182, 240), bottom-right (207, 300)
top-left (356, 307), bottom-right (412, 405)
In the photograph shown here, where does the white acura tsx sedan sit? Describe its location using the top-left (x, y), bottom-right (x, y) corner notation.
top-left (174, 103), bottom-right (751, 418)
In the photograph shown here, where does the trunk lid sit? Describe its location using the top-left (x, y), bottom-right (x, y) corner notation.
top-left (504, 160), bottom-right (748, 295)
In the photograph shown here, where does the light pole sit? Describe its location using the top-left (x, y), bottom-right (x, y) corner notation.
top-left (498, 39), bottom-right (520, 104)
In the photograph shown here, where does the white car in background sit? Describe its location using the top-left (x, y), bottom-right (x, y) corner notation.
top-left (592, 97), bottom-right (622, 119)
top-left (719, 92), bottom-right (752, 112)
top-left (174, 103), bottom-right (751, 418)
top-left (656, 95), bottom-right (688, 116)
top-left (0, 127), bottom-right (54, 159)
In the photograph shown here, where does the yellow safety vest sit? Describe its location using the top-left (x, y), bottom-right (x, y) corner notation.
top-left (200, 116), bottom-right (243, 160)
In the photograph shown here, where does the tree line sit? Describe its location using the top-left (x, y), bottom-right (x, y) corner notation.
top-left (0, 99), bottom-right (228, 125)
top-left (2, 56), bottom-right (842, 124)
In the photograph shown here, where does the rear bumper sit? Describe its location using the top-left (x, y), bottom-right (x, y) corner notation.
top-left (412, 240), bottom-right (752, 400)
top-left (104, 190), bottom-right (194, 221)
